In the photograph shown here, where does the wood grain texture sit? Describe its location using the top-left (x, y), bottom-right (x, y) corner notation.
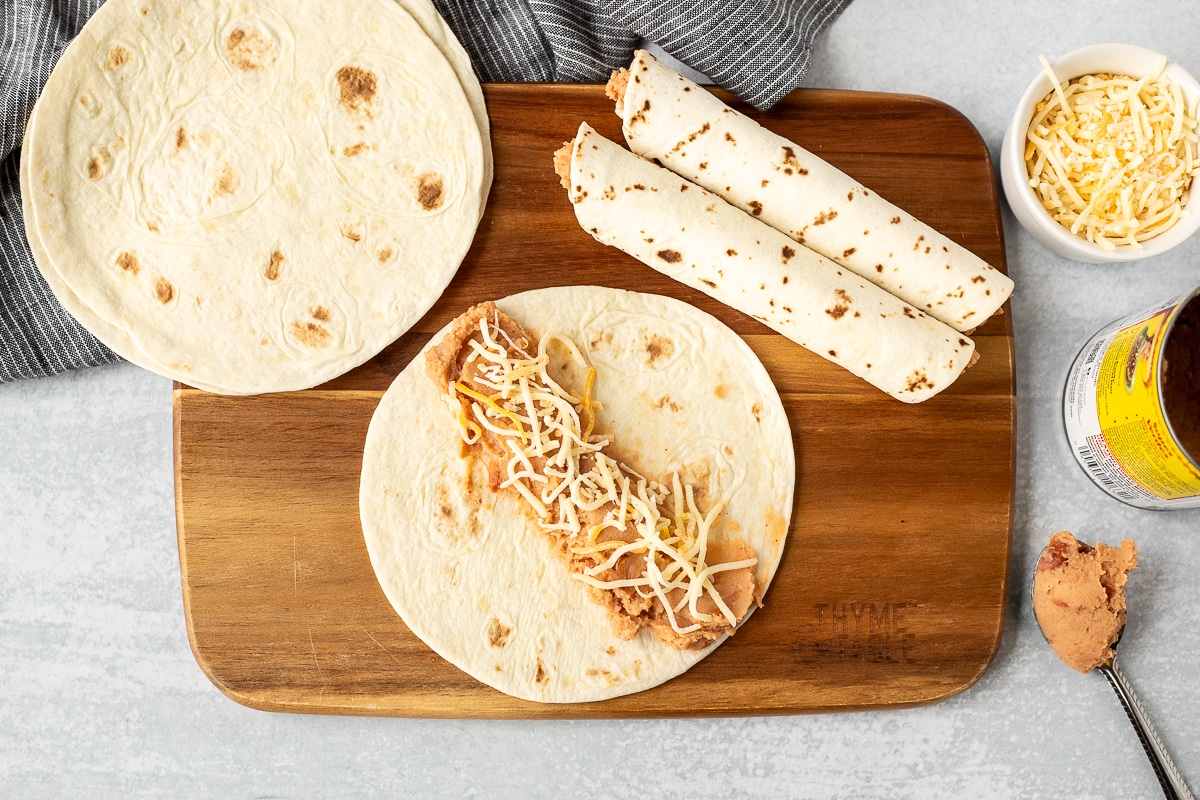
top-left (174, 84), bottom-right (1014, 718)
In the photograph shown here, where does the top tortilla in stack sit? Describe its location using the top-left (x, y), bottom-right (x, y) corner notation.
top-left (21, 0), bottom-right (488, 394)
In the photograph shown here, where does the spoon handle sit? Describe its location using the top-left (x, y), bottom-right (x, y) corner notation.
top-left (1099, 657), bottom-right (1194, 800)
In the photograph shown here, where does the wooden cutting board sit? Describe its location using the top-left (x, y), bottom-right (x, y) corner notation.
top-left (174, 84), bottom-right (1014, 718)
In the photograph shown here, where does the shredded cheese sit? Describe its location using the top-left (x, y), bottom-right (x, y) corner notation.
top-left (445, 315), bottom-right (755, 635)
top-left (1024, 56), bottom-right (1199, 249)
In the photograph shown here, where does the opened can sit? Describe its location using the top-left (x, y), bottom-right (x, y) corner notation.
top-left (1063, 287), bottom-right (1200, 510)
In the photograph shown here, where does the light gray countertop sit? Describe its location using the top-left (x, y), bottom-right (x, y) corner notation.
top-left (2, 1), bottom-right (1198, 797)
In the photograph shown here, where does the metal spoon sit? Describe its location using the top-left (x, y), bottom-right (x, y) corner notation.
top-left (1033, 543), bottom-right (1194, 800)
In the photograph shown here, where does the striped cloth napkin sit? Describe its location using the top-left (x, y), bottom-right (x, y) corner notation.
top-left (0, 0), bottom-right (851, 383)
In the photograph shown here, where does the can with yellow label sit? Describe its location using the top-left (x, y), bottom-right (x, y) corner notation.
top-left (1063, 287), bottom-right (1200, 510)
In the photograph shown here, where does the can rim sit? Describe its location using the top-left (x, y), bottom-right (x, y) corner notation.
top-left (1156, 285), bottom-right (1200, 474)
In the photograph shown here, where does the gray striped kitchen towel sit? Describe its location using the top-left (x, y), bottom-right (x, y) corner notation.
top-left (0, 0), bottom-right (851, 383)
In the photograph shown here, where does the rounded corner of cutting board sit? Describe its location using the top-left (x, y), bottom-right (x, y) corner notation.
top-left (174, 83), bottom-right (1016, 718)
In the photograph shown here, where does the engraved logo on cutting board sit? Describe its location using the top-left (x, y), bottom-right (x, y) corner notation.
top-left (792, 602), bottom-right (918, 665)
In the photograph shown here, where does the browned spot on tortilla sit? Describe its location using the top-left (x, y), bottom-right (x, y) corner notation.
top-left (727, 249), bottom-right (738, 256)
top-left (226, 28), bottom-right (276, 72)
top-left (698, 161), bottom-right (708, 170)
top-left (905, 370), bottom-right (934, 392)
top-left (291, 319), bottom-right (332, 348)
top-left (875, 264), bottom-right (884, 273)
top-left (782, 276), bottom-right (789, 284)
top-left (342, 142), bottom-right (368, 157)
top-left (139, 7), bottom-right (148, 14)
top-left (417, 174), bottom-right (444, 210)
top-left (656, 249), bottom-right (682, 263)
top-left (840, 247), bottom-right (856, 259)
top-left (87, 155), bottom-right (104, 180)
top-left (958, 338), bottom-right (970, 347)
top-left (310, 306), bottom-right (331, 323)
top-left (652, 394), bottom-right (682, 413)
top-left (264, 250), bottom-right (284, 281)
top-left (751, 401), bottom-right (763, 423)
top-left (535, 659), bottom-right (547, 684)
top-left (699, 278), bottom-right (717, 289)
top-left (605, 646), bottom-right (616, 656)
top-left (748, 200), bottom-right (763, 216)
top-left (713, 384), bottom-right (729, 399)
top-left (761, 179), bottom-right (769, 187)
top-left (107, 45), bottom-right (131, 70)
top-left (725, 132), bottom-right (736, 144)
top-left (680, 184), bottom-right (689, 192)
top-left (971, 275), bottom-right (986, 283)
top-left (486, 618), bottom-right (512, 648)
top-left (336, 65), bottom-right (377, 115)
top-left (340, 223), bottom-right (362, 242)
top-left (175, 127), bottom-right (188, 149)
top-left (781, 246), bottom-right (795, 263)
top-left (891, 216), bottom-right (901, 224)
top-left (632, 183), bottom-right (645, 191)
top-left (377, 247), bottom-right (394, 263)
top-left (826, 305), bottom-right (847, 319)
top-left (781, 146), bottom-right (801, 168)
top-left (828, 349), bottom-right (838, 357)
top-left (147, 222), bottom-right (159, 232)
top-left (902, 306), bottom-right (916, 319)
top-left (847, 190), bottom-right (855, 202)
top-left (813, 209), bottom-right (837, 226)
top-left (154, 277), bottom-right (175, 304)
top-left (116, 252), bottom-right (139, 274)
top-left (644, 334), bottom-right (675, 366)
top-left (213, 164), bottom-right (239, 198)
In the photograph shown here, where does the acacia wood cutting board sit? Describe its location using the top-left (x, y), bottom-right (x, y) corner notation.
top-left (174, 84), bottom-right (1014, 718)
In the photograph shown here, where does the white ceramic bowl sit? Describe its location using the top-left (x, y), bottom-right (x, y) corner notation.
top-left (1000, 43), bottom-right (1200, 263)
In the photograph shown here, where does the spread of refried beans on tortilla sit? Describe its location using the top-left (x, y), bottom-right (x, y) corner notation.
top-left (1032, 531), bottom-right (1138, 673)
top-left (425, 302), bottom-right (759, 650)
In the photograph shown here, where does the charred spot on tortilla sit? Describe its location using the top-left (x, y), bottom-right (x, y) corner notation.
top-left (211, 164), bottom-right (239, 199)
top-left (486, 618), bottom-right (512, 648)
top-left (226, 28), bottom-right (275, 72)
top-left (875, 264), bottom-right (884, 273)
top-left (781, 246), bottom-right (795, 263)
top-left (106, 45), bottom-right (132, 70)
top-left (902, 306), bottom-right (916, 319)
top-left (813, 209), bottom-right (837, 226)
top-left (782, 276), bottom-right (789, 284)
top-left (842, 247), bottom-right (856, 258)
top-left (748, 200), bottom-right (763, 216)
top-left (87, 149), bottom-right (109, 180)
top-left (264, 250), bottom-right (284, 281)
top-left (699, 278), bottom-right (717, 289)
top-left (656, 249), bottom-right (682, 263)
top-left (828, 349), bottom-right (838, 357)
top-left (116, 251), bottom-right (140, 275)
top-left (154, 277), bottom-right (175, 305)
top-left (417, 174), bottom-right (444, 210)
top-left (336, 65), bottom-right (376, 115)
top-left (905, 370), bottom-right (934, 392)
top-left (644, 334), bottom-right (675, 366)
top-left (727, 249), bottom-right (738, 257)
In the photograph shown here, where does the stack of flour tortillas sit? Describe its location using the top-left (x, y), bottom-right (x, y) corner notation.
top-left (557, 50), bottom-right (1015, 403)
top-left (21, 0), bottom-right (490, 394)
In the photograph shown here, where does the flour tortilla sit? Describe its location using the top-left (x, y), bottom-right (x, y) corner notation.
top-left (359, 287), bottom-right (794, 703)
top-left (615, 50), bottom-right (1012, 333)
top-left (562, 123), bottom-right (975, 403)
top-left (22, 0), bottom-right (485, 394)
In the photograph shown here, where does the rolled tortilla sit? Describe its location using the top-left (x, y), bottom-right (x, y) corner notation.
top-left (555, 123), bottom-right (976, 403)
top-left (610, 50), bottom-right (1013, 333)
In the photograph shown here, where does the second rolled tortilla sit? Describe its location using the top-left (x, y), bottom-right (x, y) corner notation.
top-left (555, 123), bottom-right (976, 403)
top-left (611, 50), bottom-right (1013, 333)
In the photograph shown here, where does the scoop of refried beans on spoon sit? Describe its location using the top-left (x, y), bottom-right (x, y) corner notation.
top-left (1032, 531), bottom-right (1193, 800)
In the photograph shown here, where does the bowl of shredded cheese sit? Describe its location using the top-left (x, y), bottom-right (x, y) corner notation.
top-left (1001, 43), bottom-right (1200, 262)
